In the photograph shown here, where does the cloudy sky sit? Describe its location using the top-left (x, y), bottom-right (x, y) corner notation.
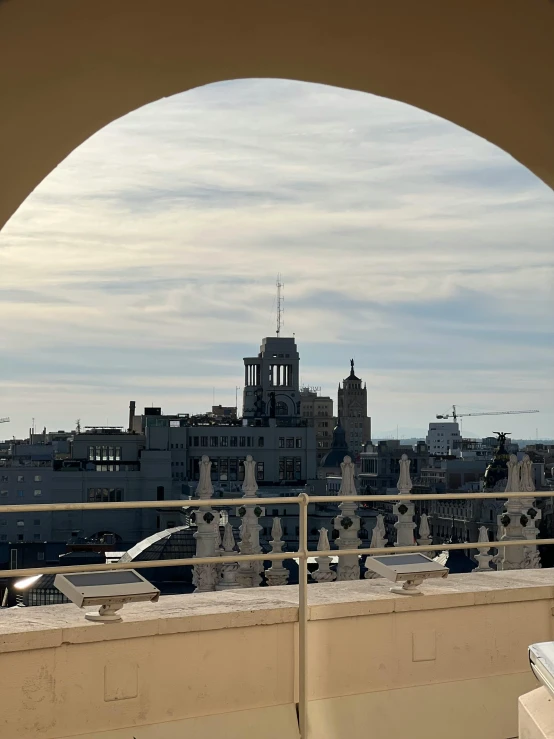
top-left (1, 79), bottom-right (553, 440)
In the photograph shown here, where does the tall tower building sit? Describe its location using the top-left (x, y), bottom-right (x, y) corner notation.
top-left (242, 337), bottom-right (300, 419)
top-left (337, 360), bottom-right (371, 457)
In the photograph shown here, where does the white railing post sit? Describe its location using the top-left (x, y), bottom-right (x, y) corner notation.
top-left (334, 455), bottom-right (361, 581)
top-left (520, 454), bottom-right (542, 568)
top-left (312, 527), bottom-right (336, 583)
top-left (498, 455), bottom-right (527, 570)
top-left (192, 455), bottom-right (219, 592)
top-left (216, 523), bottom-right (240, 590)
top-left (236, 455), bottom-right (265, 587)
top-left (394, 454), bottom-right (416, 548)
top-left (298, 493), bottom-right (309, 739)
top-left (364, 515), bottom-right (387, 579)
top-left (417, 512), bottom-right (433, 556)
top-left (265, 517), bottom-right (289, 586)
top-left (475, 526), bottom-right (493, 571)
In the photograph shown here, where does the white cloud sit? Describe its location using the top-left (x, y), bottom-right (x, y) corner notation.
top-left (0, 79), bottom-right (553, 439)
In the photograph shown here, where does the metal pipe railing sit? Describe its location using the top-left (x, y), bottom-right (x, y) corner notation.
top-left (0, 488), bottom-right (552, 739)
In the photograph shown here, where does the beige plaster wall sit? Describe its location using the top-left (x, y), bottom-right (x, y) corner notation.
top-left (0, 0), bottom-right (553, 233)
top-left (0, 571), bottom-right (552, 739)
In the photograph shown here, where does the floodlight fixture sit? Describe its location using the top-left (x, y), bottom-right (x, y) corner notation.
top-left (54, 569), bottom-right (159, 622)
top-left (365, 553), bottom-right (449, 596)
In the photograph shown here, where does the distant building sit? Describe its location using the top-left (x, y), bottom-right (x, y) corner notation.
top-left (300, 388), bottom-right (335, 464)
top-left (426, 421), bottom-right (462, 457)
top-left (358, 439), bottom-right (429, 493)
top-left (337, 360), bottom-right (371, 457)
top-left (242, 336), bottom-right (301, 420)
top-left (210, 405), bottom-right (237, 420)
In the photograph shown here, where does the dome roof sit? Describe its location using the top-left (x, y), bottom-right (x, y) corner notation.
top-left (320, 418), bottom-right (354, 468)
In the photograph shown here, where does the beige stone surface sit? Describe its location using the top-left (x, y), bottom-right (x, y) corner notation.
top-left (0, 571), bottom-right (553, 739)
top-left (0, 0), bottom-right (554, 236)
top-left (520, 687), bottom-right (554, 739)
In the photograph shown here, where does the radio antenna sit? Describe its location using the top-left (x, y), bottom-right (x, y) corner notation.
top-left (276, 274), bottom-right (284, 337)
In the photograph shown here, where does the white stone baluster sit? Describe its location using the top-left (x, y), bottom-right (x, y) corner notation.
top-left (520, 454), bottom-right (541, 569)
top-left (236, 521), bottom-right (256, 588)
top-left (334, 455), bottom-right (361, 581)
top-left (216, 523), bottom-right (240, 590)
top-left (417, 513), bottom-right (433, 556)
top-left (192, 455), bottom-right (219, 592)
top-left (475, 526), bottom-right (493, 571)
top-left (265, 517), bottom-right (289, 586)
top-left (498, 455), bottom-right (526, 570)
top-left (312, 527), bottom-right (336, 583)
top-left (236, 455), bottom-right (264, 587)
top-left (394, 454), bottom-right (416, 548)
top-left (364, 515), bottom-right (387, 579)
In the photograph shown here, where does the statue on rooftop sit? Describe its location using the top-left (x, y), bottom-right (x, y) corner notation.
top-left (397, 454), bottom-right (412, 493)
top-left (197, 455), bottom-right (214, 500)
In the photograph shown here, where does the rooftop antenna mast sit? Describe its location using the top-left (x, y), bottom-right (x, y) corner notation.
top-left (276, 274), bottom-right (284, 337)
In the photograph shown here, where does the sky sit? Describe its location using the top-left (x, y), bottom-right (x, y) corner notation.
top-left (1, 79), bottom-right (553, 441)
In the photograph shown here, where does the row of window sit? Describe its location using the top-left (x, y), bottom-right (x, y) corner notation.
top-left (0, 490), bottom-right (42, 497)
top-left (87, 487), bottom-right (124, 502)
top-left (87, 446), bottom-right (123, 461)
top-left (190, 436), bottom-right (261, 448)
top-left (0, 474), bottom-right (42, 483)
top-left (189, 457), bottom-right (264, 482)
top-left (0, 534), bottom-right (42, 541)
top-left (0, 519), bottom-right (40, 525)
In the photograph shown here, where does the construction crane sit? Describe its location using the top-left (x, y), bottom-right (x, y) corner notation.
top-left (436, 405), bottom-right (539, 422)
top-left (0, 418), bottom-right (9, 424)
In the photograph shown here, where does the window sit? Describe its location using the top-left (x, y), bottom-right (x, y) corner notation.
top-left (220, 436), bottom-right (228, 447)
top-left (240, 437), bottom-right (246, 448)
top-left (295, 438), bottom-right (302, 448)
top-left (200, 436), bottom-right (208, 447)
top-left (210, 436), bottom-right (218, 447)
top-left (0, 475), bottom-right (7, 482)
top-left (0, 490), bottom-right (7, 497)
top-left (256, 462), bottom-right (264, 481)
top-left (157, 486), bottom-right (165, 501)
top-left (229, 458), bottom-right (238, 481)
top-left (193, 436), bottom-right (199, 447)
top-left (220, 458), bottom-right (229, 481)
top-left (34, 475), bottom-right (42, 482)
top-left (34, 533), bottom-right (41, 541)
top-left (17, 534), bottom-right (23, 541)
top-left (17, 520), bottom-right (24, 527)
top-left (247, 437), bottom-right (253, 447)
top-left (272, 509), bottom-right (279, 516)
top-left (230, 436), bottom-right (237, 447)
top-left (17, 490), bottom-right (24, 498)
top-left (33, 519), bottom-right (40, 526)
top-left (34, 489), bottom-right (41, 497)
top-left (258, 437), bottom-right (264, 447)
top-left (286, 438), bottom-right (294, 448)
top-left (278, 437), bottom-right (285, 449)
top-left (210, 459), bottom-right (219, 480)
top-left (170, 443), bottom-right (174, 449)
top-left (17, 475), bottom-right (24, 482)
top-left (37, 552), bottom-right (45, 561)
top-left (87, 488), bottom-right (123, 503)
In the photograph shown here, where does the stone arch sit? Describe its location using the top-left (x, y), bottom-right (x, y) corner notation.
top-left (0, 0), bottom-right (553, 232)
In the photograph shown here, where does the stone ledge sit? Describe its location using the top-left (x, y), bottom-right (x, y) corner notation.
top-left (0, 570), bottom-right (552, 654)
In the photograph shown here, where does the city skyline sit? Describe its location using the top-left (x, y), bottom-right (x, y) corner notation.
top-left (1, 79), bottom-right (553, 440)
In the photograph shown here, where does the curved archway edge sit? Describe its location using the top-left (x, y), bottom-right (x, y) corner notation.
top-left (1, 0), bottom-right (553, 231)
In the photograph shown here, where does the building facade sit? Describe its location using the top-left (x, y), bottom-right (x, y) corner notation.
top-left (299, 388), bottom-right (335, 464)
top-left (426, 422), bottom-right (462, 457)
top-left (337, 360), bottom-right (371, 457)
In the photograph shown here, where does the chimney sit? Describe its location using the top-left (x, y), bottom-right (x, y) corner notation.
top-left (128, 401), bottom-right (136, 433)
